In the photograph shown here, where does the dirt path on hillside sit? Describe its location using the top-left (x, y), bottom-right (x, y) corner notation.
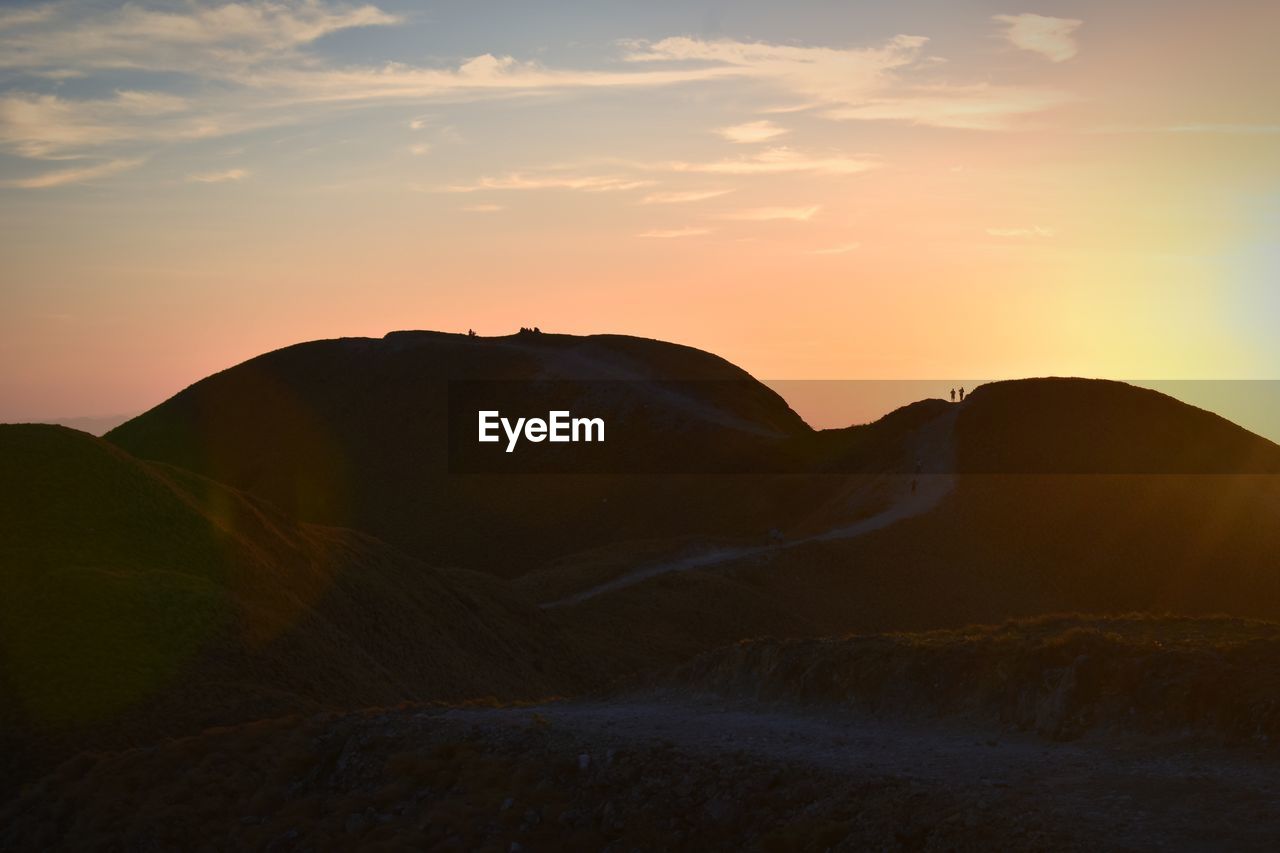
top-left (542, 407), bottom-right (960, 607)
top-left (443, 697), bottom-right (1280, 852)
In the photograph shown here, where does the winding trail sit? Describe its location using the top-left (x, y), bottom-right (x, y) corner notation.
top-left (542, 406), bottom-right (959, 608)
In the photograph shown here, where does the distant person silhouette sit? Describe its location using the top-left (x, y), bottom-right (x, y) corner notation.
top-left (950, 388), bottom-right (955, 402)
top-left (959, 386), bottom-right (965, 402)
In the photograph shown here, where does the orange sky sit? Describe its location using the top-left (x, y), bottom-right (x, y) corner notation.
top-left (1, 1), bottom-right (1277, 422)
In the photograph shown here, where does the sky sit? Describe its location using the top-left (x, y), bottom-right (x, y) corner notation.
top-left (1, 0), bottom-right (1278, 426)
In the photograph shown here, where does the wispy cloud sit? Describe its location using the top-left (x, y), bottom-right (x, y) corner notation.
top-left (823, 84), bottom-right (1069, 130)
top-left (0, 1), bottom-right (401, 73)
top-left (986, 225), bottom-right (1055, 238)
top-left (0, 6), bottom-right (58, 32)
top-left (640, 188), bottom-right (732, 204)
top-left (628, 35), bottom-right (1063, 129)
top-left (448, 150), bottom-right (871, 202)
top-left (440, 172), bottom-right (653, 193)
top-left (1096, 123), bottom-right (1280, 135)
top-left (809, 242), bottom-right (861, 254)
top-left (0, 91), bottom-right (191, 158)
top-left (993, 14), bottom-right (1082, 63)
top-left (187, 168), bottom-right (248, 183)
top-left (626, 35), bottom-right (925, 107)
top-left (248, 53), bottom-right (740, 109)
top-left (721, 205), bottom-right (821, 222)
top-left (637, 226), bottom-right (711, 238)
top-left (408, 143), bottom-right (431, 156)
top-left (717, 120), bottom-right (788, 144)
top-left (1162, 124), bottom-right (1280, 134)
top-left (669, 147), bottom-right (878, 176)
top-left (0, 10), bottom-right (1071, 182)
top-left (461, 203), bottom-right (505, 212)
top-left (5, 157), bottom-right (143, 189)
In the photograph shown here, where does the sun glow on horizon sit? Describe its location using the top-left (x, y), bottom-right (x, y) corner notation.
top-left (1, 0), bottom-right (1277, 421)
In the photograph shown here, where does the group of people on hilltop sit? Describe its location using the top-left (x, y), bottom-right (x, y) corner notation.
top-left (465, 326), bottom-right (543, 338)
top-left (950, 386), bottom-right (966, 402)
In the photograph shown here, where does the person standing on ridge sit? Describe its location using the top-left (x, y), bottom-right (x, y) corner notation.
top-left (950, 388), bottom-right (956, 402)
top-left (959, 386), bottom-right (965, 402)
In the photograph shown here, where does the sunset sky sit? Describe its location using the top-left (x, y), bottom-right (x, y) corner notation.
top-left (2, 0), bottom-right (1278, 425)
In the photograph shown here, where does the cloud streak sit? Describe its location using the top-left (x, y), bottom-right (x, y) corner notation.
top-left (0, 6), bottom-right (1073, 184)
top-left (668, 147), bottom-right (878, 176)
top-left (187, 168), bottom-right (249, 183)
top-left (0, 1), bottom-right (401, 73)
top-left (628, 34), bottom-right (1063, 129)
top-left (5, 157), bottom-right (143, 189)
top-left (721, 206), bottom-right (821, 222)
top-left (0, 90), bottom-right (192, 158)
top-left (993, 14), bottom-right (1082, 63)
top-left (823, 84), bottom-right (1069, 130)
top-left (1098, 123), bottom-right (1280, 135)
top-left (440, 172), bottom-right (653, 193)
top-left (717, 120), bottom-right (788, 144)
top-left (637, 226), bottom-right (711, 238)
top-left (625, 35), bottom-right (926, 107)
top-left (640, 188), bottom-right (732, 204)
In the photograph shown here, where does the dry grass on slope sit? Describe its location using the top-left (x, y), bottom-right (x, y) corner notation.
top-left (671, 614), bottom-right (1280, 744)
top-left (0, 425), bottom-right (592, 798)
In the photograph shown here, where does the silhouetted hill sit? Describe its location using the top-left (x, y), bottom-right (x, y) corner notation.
top-left (539, 380), bottom-right (1280, 671)
top-left (958, 379), bottom-right (1280, 473)
top-left (0, 424), bottom-right (589, 793)
top-left (106, 331), bottom-right (832, 575)
top-left (100, 333), bottom-right (1280, 673)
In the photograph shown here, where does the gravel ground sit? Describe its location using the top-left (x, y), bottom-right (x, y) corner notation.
top-left (7, 694), bottom-right (1280, 851)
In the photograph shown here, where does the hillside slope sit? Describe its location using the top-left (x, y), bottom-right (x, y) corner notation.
top-left (957, 379), bottom-right (1280, 474)
top-left (672, 614), bottom-right (1280, 743)
top-left (0, 424), bottom-right (589, 793)
top-left (743, 381), bottom-right (1280, 634)
top-left (543, 380), bottom-right (1280, 669)
top-left (100, 331), bottom-right (1280, 673)
top-left (106, 331), bottom-right (829, 576)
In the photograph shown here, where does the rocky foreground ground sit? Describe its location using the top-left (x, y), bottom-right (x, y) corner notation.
top-left (6, 693), bottom-right (1280, 852)
top-left (7, 615), bottom-right (1280, 851)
